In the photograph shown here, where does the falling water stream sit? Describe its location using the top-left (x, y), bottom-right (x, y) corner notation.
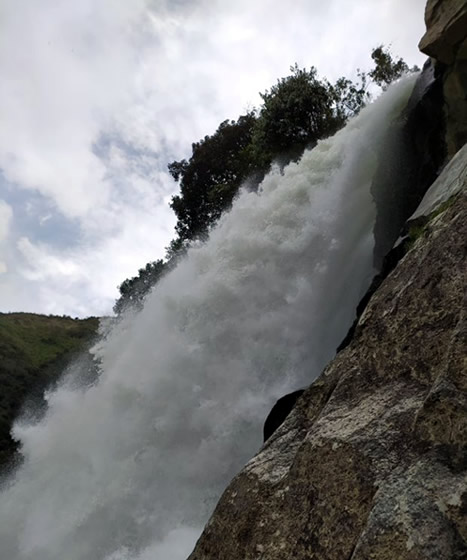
top-left (0, 76), bottom-right (416, 560)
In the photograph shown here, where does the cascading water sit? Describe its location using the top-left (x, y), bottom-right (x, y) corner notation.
top-left (0, 76), bottom-right (416, 560)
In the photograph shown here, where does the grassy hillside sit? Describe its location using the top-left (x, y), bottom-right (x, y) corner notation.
top-left (0, 313), bottom-right (99, 470)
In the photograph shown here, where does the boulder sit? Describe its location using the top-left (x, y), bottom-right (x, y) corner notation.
top-left (419, 0), bottom-right (467, 64)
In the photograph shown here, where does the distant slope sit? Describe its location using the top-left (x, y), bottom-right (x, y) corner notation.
top-left (0, 313), bottom-right (99, 469)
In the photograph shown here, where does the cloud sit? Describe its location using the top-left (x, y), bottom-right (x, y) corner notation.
top-left (0, 200), bottom-right (13, 274)
top-left (0, 0), bottom-right (148, 218)
top-left (10, 194), bottom-right (175, 316)
top-left (0, 200), bottom-right (13, 242)
top-left (0, 0), bottom-right (427, 316)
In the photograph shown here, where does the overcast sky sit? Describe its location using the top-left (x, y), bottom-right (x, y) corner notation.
top-left (0, 0), bottom-right (427, 318)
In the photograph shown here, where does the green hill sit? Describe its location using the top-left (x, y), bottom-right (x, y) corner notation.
top-left (0, 313), bottom-right (99, 470)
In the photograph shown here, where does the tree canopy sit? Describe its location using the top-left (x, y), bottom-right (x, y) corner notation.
top-left (168, 113), bottom-right (257, 242)
top-left (368, 45), bottom-right (419, 90)
top-left (250, 65), bottom-right (339, 165)
top-left (114, 260), bottom-right (166, 314)
top-left (114, 45), bottom-right (416, 314)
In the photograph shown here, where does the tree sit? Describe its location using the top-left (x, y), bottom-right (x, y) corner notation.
top-left (329, 71), bottom-right (370, 122)
top-left (113, 260), bottom-right (166, 314)
top-left (368, 45), bottom-right (417, 90)
top-left (249, 65), bottom-right (338, 166)
top-left (330, 45), bottom-right (419, 122)
top-left (169, 112), bottom-right (257, 241)
top-left (164, 237), bottom-right (189, 263)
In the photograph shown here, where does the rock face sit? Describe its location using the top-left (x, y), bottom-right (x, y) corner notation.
top-left (370, 57), bottom-right (445, 269)
top-left (419, 0), bottom-right (467, 157)
top-left (419, 0), bottom-right (467, 64)
top-left (188, 142), bottom-right (467, 560)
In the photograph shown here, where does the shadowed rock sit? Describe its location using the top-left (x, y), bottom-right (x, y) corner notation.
top-left (263, 389), bottom-right (305, 442)
top-left (419, 0), bottom-right (467, 157)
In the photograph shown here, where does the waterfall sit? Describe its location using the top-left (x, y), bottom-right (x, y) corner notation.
top-left (0, 76), bottom-right (416, 560)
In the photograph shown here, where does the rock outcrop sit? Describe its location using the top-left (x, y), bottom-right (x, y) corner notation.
top-left (419, 0), bottom-right (467, 157)
top-left (263, 389), bottom-right (305, 442)
top-left (419, 0), bottom-right (467, 64)
top-left (188, 137), bottom-right (467, 560)
top-left (370, 56), bottom-right (445, 269)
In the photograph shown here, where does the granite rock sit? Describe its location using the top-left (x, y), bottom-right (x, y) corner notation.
top-left (419, 0), bottom-right (467, 157)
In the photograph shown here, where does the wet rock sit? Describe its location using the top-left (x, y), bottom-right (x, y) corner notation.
top-left (371, 57), bottom-right (446, 270)
top-left (188, 150), bottom-right (467, 559)
top-left (340, 142), bottom-right (467, 354)
top-left (410, 141), bottom-right (467, 219)
top-left (442, 40), bottom-right (467, 157)
top-left (419, 0), bottom-right (467, 157)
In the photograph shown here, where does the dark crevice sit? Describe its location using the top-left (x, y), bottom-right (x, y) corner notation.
top-left (371, 58), bottom-right (447, 269)
top-left (263, 389), bottom-right (305, 442)
top-left (337, 59), bottom-right (447, 354)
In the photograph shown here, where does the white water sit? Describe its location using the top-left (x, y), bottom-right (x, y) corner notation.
top-left (0, 77), bottom-right (415, 560)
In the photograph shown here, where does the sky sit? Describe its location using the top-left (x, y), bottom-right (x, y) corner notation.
top-left (0, 0), bottom-right (427, 318)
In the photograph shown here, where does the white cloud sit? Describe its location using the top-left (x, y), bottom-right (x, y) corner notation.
top-left (12, 195), bottom-right (175, 316)
top-left (0, 0), bottom-right (428, 316)
top-left (0, 0), bottom-right (149, 218)
top-left (0, 200), bottom-right (13, 275)
top-left (0, 200), bottom-right (13, 241)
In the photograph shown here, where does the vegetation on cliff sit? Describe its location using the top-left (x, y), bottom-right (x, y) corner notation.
top-left (0, 313), bottom-right (99, 469)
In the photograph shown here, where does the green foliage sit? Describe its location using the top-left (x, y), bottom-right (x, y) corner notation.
top-left (0, 313), bottom-right (99, 469)
top-left (368, 45), bottom-right (418, 90)
top-left (407, 221), bottom-right (427, 249)
top-left (115, 45), bottom-right (415, 314)
top-left (407, 196), bottom-right (457, 250)
top-left (330, 71), bottom-right (370, 122)
top-left (167, 66), bottom-right (346, 247)
top-left (169, 113), bottom-right (257, 242)
top-left (114, 260), bottom-right (167, 314)
top-left (250, 65), bottom-right (339, 165)
top-left (113, 238), bottom-right (194, 315)
top-left (164, 237), bottom-right (189, 262)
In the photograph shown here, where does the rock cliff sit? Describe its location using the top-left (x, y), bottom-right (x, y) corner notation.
top-left (419, 0), bottom-right (467, 156)
top-left (187, 3), bottom-right (467, 558)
